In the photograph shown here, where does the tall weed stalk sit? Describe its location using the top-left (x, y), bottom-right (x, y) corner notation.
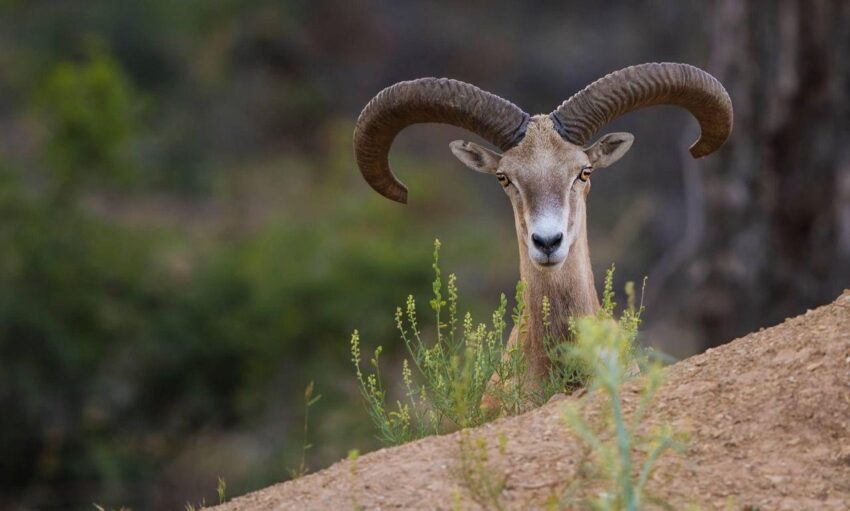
top-left (556, 273), bottom-right (683, 510)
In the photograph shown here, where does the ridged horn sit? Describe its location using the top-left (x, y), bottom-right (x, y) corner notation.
top-left (549, 63), bottom-right (732, 158)
top-left (354, 78), bottom-right (529, 203)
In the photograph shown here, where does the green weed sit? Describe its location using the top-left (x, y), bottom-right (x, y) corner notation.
top-left (454, 432), bottom-right (510, 511)
top-left (184, 499), bottom-right (204, 511)
top-left (555, 289), bottom-right (683, 511)
top-left (351, 244), bottom-right (653, 447)
top-left (541, 265), bottom-right (644, 402)
top-left (351, 239), bottom-right (528, 445)
top-left (217, 476), bottom-right (227, 505)
top-left (347, 449), bottom-right (364, 511)
top-left (288, 381), bottom-right (322, 478)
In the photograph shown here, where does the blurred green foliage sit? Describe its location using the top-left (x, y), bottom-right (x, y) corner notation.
top-left (34, 44), bottom-right (141, 194)
top-left (0, 44), bottom-right (440, 509)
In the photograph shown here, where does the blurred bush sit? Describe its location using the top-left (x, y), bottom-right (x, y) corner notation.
top-left (0, 44), bottom-right (441, 509)
top-left (34, 44), bottom-right (141, 194)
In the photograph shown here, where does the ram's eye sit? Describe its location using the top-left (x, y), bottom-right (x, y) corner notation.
top-left (496, 173), bottom-right (510, 186)
top-left (578, 166), bottom-right (593, 182)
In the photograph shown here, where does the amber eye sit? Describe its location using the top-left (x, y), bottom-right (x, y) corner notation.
top-left (578, 166), bottom-right (593, 182)
top-left (496, 172), bottom-right (510, 187)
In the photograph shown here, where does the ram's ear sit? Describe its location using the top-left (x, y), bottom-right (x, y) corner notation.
top-left (584, 132), bottom-right (634, 169)
top-left (449, 140), bottom-right (502, 174)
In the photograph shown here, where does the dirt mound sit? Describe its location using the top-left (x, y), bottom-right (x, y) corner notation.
top-left (211, 291), bottom-right (850, 510)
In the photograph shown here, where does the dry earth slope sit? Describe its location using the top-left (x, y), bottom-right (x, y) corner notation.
top-left (212, 291), bottom-right (850, 510)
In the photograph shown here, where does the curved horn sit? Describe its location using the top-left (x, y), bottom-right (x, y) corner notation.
top-left (549, 63), bottom-right (732, 158)
top-left (354, 78), bottom-right (529, 203)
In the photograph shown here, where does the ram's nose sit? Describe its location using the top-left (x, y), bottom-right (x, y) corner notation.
top-left (531, 232), bottom-right (563, 256)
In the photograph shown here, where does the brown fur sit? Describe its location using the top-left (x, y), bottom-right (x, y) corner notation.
top-left (453, 116), bottom-right (633, 406)
top-left (496, 116), bottom-right (600, 381)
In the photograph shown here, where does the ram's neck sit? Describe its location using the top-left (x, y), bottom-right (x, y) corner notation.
top-left (516, 222), bottom-right (600, 376)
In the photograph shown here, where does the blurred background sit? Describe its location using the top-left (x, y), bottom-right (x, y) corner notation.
top-left (0, 0), bottom-right (847, 509)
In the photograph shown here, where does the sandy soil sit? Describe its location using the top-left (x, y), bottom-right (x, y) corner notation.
top-left (209, 291), bottom-right (850, 510)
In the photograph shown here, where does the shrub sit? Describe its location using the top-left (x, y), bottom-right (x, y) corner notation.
top-left (350, 242), bottom-right (647, 446)
top-left (542, 266), bottom-right (644, 399)
top-left (351, 240), bottom-right (525, 445)
top-left (555, 289), bottom-right (683, 511)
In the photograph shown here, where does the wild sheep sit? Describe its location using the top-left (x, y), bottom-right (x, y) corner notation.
top-left (353, 62), bottom-right (732, 400)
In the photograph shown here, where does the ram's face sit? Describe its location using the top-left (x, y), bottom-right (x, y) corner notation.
top-left (450, 117), bottom-right (633, 272)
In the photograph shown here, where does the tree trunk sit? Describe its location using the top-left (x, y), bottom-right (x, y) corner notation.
top-left (689, 0), bottom-right (850, 349)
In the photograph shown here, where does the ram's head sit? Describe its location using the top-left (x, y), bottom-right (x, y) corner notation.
top-left (354, 63), bottom-right (732, 272)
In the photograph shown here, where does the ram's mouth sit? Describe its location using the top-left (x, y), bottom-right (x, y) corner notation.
top-left (530, 251), bottom-right (567, 272)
